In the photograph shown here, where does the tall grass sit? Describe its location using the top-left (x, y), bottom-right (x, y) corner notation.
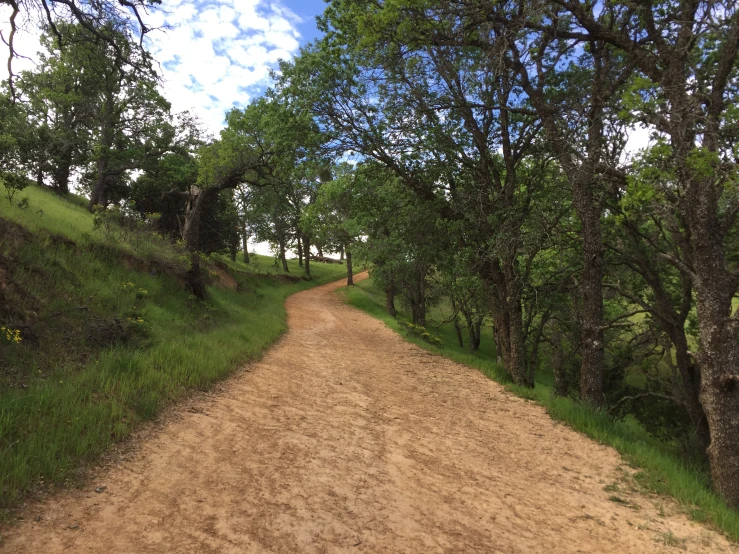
top-left (343, 278), bottom-right (739, 541)
top-left (0, 188), bottom-right (347, 512)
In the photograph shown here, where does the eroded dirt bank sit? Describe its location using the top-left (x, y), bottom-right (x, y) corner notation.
top-left (1, 273), bottom-right (736, 553)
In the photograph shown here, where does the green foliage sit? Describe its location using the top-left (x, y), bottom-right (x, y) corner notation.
top-left (345, 277), bottom-right (739, 541)
top-left (0, 186), bottom-right (347, 511)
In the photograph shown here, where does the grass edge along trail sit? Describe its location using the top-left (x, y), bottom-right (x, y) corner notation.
top-left (341, 277), bottom-right (739, 542)
top-left (0, 185), bottom-right (347, 516)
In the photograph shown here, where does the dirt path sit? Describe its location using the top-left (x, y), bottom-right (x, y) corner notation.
top-left (2, 274), bottom-right (736, 553)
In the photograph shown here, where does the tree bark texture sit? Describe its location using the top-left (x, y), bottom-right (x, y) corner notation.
top-left (302, 234), bottom-right (311, 279)
top-left (346, 247), bottom-right (353, 286)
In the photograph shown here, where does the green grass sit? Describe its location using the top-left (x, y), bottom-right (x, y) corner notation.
top-left (342, 277), bottom-right (739, 542)
top-left (0, 187), bottom-right (347, 512)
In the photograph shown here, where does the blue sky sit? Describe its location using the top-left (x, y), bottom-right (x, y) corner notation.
top-left (0, 1), bottom-right (328, 133)
top-left (143, 0), bottom-right (329, 133)
top-left (282, 0), bottom-right (327, 44)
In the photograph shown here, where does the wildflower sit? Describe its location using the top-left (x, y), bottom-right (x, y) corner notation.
top-left (1, 326), bottom-right (22, 343)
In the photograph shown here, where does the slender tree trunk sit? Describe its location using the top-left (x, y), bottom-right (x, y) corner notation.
top-left (487, 259), bottom-right (530, 386)
top-left (317, 247), bottom-right (324, 257)
top-left (339, 245), bottom-right (345, 261)
top-left (474, 316), bottom-right (483, 351)
top-left (493, 325), bottom-right (503, 365)
top-left (297, 233), bottom-right (303, 267)
top-left (463, 308), bottom-right (480, 353)
top-left (385, 277), bottom-right (396, 317)
top-left (417, 270), bottom-right (427, 328)
top-left (279, 239), bottom-right (289, 272)
top-left (302, 234), bottom-right (311, 279)
top-left (241, 220), bottom-right (250, 264)
top-left (346, 247), bottom-right (353, 286)
top-left (450, 297), bottom-right (464, 348)
top-left (466, 317), bottom-right (478, 353)
top-left (671, 330), bottom-right (710, 453)
top-left (552, 334), bottom-right (569, 397)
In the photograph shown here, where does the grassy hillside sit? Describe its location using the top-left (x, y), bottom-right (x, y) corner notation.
top-left (0, 186), bottom-right (347, 512)
top-left (343, 277), bottom-right (739, 541)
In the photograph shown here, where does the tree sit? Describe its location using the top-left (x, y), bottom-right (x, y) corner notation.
top-left (524, 0), bottom-right (739, 509)
top-left (0, 90), bottom-right (32, 202)
top-left (17, 24), bottom-right (106, 194)
top-left (3, 0), bottom-right (161, 98)
top-left (305, 163), bottom-right (363, 286)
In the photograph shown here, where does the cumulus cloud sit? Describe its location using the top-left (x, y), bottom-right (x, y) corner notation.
top-left (146, 0), bottom-right (303, 132)
top-left (0, 1), bottom-right (303, 133)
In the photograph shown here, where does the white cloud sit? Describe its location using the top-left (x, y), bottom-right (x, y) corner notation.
top-left (147, 0), bottom-right (303, 132)
top-left (0, 1), bottom-right (303, 133)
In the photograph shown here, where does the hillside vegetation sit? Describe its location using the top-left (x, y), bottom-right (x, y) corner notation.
top-left (2, 0), bottom-right (739, 533)
top-left (344, 278), bottom-right (739, 541)
top-left (0, 186), bottom-right (347, 511)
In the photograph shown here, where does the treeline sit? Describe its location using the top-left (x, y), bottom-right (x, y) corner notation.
top-left (266, 0), bottom-right (739, 508)
top-left (2, 0), bottom-right (739, 510)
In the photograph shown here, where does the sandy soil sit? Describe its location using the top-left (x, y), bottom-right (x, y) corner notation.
top-left (1, 273), bottom-right (737, 553)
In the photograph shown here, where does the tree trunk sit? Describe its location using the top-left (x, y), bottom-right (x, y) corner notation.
top-left (88, 91), bottom-right (116, 211)
top-left (346, 247), bottom-right (353, 286)
top-left (89, 161), bottom-right (110, 209)
top-left (417, 270), bottom-right (427, 328)
top-left (339, 245), bottom-right (345, 261)
top-left (450, 297), bottom-right (464, 348)
top-left (302, 234), bottom-right (311, 279)
top-left (463, 309), bottom-right (480, 353)
top-left (552, 337), bottom-right (569, 397)
top-left (474, 316), bottom-right (483, 351)
top-left (671, 330), bottom-right (710, 453)
top-left (52, 148), bottom-right (72, 195)
top-left (688, 196), bottom-right (739, 506)
top-left (241, 220), bottom-right (250, 264)
top-left (297, 234), bottom-right (303, 267)
top-left (493, 325), bottom-right (503, 365)
top-left (466, 317), bottom-right (478, 353)
top-left (487, 259), bottom-right (530, 386)
top-left (279, 239), bottom-right (289, 272)
top-left (385, 278), bottom-right (396, 317)
top-left (575, 185), bottom-right (606, 406)
top-left (182, 186), bottom-right (206, 251)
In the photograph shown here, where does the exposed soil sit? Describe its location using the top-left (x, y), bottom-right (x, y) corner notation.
top-left (1, 273), bottom-right (736, 553)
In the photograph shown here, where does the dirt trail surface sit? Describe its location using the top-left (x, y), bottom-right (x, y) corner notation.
top-left (2, 274), bottom-right (737, 553)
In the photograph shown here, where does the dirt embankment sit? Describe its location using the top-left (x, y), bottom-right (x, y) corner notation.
top-left (1, 273), bottom-right (736, 553)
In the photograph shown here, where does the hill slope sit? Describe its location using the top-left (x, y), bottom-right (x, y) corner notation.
top-left (0, 186), bottom-right (347, 511)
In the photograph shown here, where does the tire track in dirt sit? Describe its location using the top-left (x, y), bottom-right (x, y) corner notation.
top-left (1, 273), bottom-right (736, 553)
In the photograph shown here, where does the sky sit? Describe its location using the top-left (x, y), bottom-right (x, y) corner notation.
top-left (1, 0), bottom-right (651, 256)
top-left (0, 0), bottom-right (328, 134)
top-left (0, 0), bottom-right (327, 256)
top-left (143, 0), bottom-right (328, 133)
